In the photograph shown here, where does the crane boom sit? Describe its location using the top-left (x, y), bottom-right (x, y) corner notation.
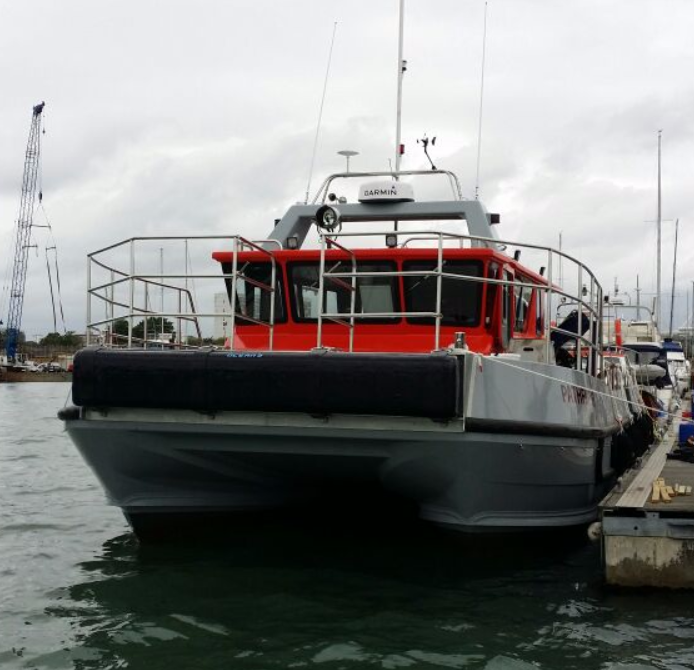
top-left (4, 102), bottom-right (45, 363)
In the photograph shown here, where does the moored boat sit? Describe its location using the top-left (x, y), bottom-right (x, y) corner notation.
top-left (59, 170), bottom-right (650, 538)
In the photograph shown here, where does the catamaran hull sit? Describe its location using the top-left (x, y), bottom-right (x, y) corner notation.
top-left (64, 408), bottom-right (615, 535)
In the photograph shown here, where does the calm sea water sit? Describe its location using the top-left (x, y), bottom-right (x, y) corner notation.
top-left (2, 383), bottom-right (694, 670)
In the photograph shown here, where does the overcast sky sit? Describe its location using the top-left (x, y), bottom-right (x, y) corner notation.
top-left (1, 0), bottom-right (693, 339)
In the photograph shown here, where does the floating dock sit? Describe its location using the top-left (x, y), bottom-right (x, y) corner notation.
top-left (601, 408), bottom-right (694, 588)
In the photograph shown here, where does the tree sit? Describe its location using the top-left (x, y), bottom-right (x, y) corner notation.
top-left (110, 317), bottom-right (174, 341)
top-left (39, 331), bottom-right (81, 347)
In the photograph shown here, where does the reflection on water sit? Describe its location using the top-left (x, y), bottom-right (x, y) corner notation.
top-left (3, 384), bottom-right (694, 670)
top-left (44, 521), bottom-right (694, 670)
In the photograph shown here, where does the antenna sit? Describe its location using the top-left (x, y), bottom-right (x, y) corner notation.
top-left (304, 21), bottom-right (338, 204)
top-left (474, 0), bottom-right (489, 200)
top-left (394, 0), bottom-right (406, 173)
top-left (416, 134), bottom-right (437, 170)
top-left (337, 149), bottom-right (359, 172)
top-left (656, 129), bottom-right (662, 327)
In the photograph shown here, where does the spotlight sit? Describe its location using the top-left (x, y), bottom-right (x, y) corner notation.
top-left (385, 234), bottom-right (398, 248)
top-left (286, 235), bottom-right (299, 250)
top-left (315, 205), bottom-right (341, 231)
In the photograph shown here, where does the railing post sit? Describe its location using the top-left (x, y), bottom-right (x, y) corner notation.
top-left (109, 269), bottom-right (115, 347)
top-left (177, 290), bottom-right (182, 350)
top-left (348, 253), bottom-right (356, 352)
top-left (128, 240), bottom-right (134, 348)
top-left (545, 249), bottom-right (553, 364)
top-left (144, 283), bottom-right (149, 347)
top-left (317, 234), bottom-right (326, 348)
top-left (229, 237), bottom-right (239, 352)
top-left (435, 233), bottom-right (443, 349)
top-left (577, 264), bottom-right (583, 371)
top-left (86, 256), bottom-right (92, 345)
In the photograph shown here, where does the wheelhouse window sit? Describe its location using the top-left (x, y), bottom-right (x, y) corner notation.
top-left (222, 262), bottom-right (286, 324)
top-left (514, 278), bottom-right (534, 333)
top-left (289, 261), bottom-right (400, 322)
top-left (403, 260), bottom-right (483, 326)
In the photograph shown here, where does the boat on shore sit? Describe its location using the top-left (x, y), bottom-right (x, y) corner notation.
top-left (59, 170), bottom-right (651, 539)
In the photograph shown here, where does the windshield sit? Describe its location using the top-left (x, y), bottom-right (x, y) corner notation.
top-left (403, 259), bottom-right (483, 326)
top-left (289, 261), bottom-right (399, 322)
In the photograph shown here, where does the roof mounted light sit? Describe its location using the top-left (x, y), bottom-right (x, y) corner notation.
top-left (315, 205), bottom-right (341, 231)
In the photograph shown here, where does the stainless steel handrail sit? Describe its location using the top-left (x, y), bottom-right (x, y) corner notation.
top-left (311, 170), bottom-right (465, 204)
top-left (315, 228), bottom-right (604, 372)
top-left (86, 235), bottom-right (279, 350)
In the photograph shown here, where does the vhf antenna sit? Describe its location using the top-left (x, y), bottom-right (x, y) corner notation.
top-left (417, 134), bottom-right (437, 170)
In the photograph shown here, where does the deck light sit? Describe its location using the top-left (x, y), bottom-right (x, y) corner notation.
top-left (513, 250), bottom-right (521, 261)
top-left (315, 205), bottom-right (341, 231)
top-left (286, 236), bottom-right (299, 250)
top-left (539, 266), bottom-right (546, 276)
top-left (385, 233), bottom-right (398, 248)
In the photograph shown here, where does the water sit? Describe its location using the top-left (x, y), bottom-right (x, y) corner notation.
top-left (2, 384), bottom-right (694, 670)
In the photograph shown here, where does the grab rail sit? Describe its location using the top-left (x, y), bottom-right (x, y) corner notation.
top-left (86, 235), bottom-right (279, 351)
top-left (315, 228), bottom-right (604, 375)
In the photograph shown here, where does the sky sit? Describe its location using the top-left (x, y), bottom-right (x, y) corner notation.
top-left (0, 0), bottom-right (693, 340)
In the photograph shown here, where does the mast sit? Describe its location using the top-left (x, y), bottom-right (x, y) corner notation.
top-left (394, 0), bottom-right (406, 172)
top-left (4, 102), bottom-right (45, 363)
top-left (669, 218), bottom-right (679, 337)
top-left (656, 129), bottom-right (662, 328)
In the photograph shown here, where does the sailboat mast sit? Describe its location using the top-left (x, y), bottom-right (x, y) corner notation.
top-left (394, 0), bottom-right (405, 172)
top-left (669, 218), bottom-right (679, 337)
top-left (656, 129), bottom-right (662, 328)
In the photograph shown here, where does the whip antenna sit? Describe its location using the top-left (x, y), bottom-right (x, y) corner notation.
top-left (474, 0), bottom-right (489, 200)
top-left (304, 21), bottom-right (338, 204)
top-left (394, 0), bottom-right (406, 173)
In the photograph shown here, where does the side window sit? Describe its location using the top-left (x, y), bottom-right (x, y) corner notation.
top-left (514, 278), bottom-right (534, 333)
top-left (484, 262), bottom-right (499, 329)
top-left (536, 289), bottom-right (544, 336)
top-left (501, 270), bottom-right (513, 346)
top-left (224, 262), bottom-right (285, 324)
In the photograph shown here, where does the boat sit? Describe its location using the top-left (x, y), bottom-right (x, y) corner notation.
top-left (58, 170), bottom-right (651, 538)
top-left (662, 339), bottom-right (689, 398)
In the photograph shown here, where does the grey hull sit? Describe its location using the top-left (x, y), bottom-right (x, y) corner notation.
top-left (66, 407), bottom-right (609, 532)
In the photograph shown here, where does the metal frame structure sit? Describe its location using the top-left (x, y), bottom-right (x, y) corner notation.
top-left (314, 228), bottom-right (603, 374)
top-left (86, 236), bottom-right (278, 350)
top-left (4, 102), bottom-right (45, 362)
top-left (86, 227), bottom-right (604, 377)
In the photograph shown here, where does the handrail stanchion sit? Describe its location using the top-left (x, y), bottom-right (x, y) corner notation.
top-left (176, 290), bottom-right (182, 350)
top-left (317, 234), bottom-right (326, 348)
top-left (229, 237), bottom-right (239, 352)
top-left (577, 264), bottom-right (583, 371)
top-left (589, 275), bottom-right (596, 375)
top-left (348, 250), bottom-right (356, 352)
top-left (435, 233), bottom-right (444, 349)
top-left (109, 269), bottom-right (115, 347)
top-left (545, 249), bottom-right (553, 364)
top-left (86, 257), bottom-right (92, 345)
top-left (128, 240), bottom-right (135, 348)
